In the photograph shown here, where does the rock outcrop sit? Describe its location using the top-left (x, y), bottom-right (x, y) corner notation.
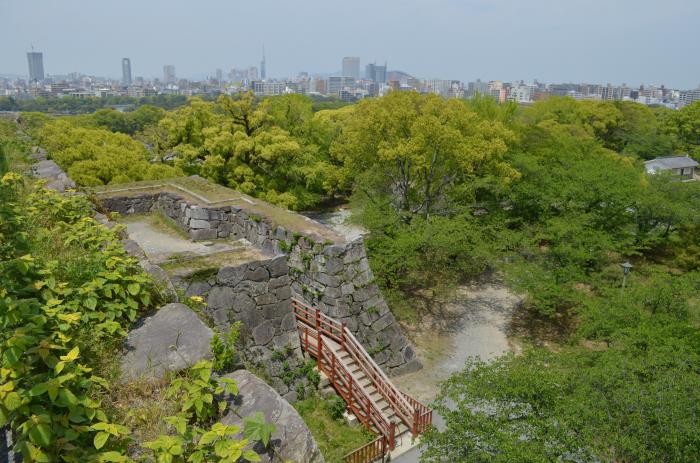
top-left (221, 370), bottom-right (325, 463)
top-left (120, 303), bottom-right (214, 380)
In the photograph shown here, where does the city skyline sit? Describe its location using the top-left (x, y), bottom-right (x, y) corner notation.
top-left (2, 0), bottom-right (699, 89)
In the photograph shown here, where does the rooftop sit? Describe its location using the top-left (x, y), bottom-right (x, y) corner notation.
top-left (644, 156), bottom-right (699, 170)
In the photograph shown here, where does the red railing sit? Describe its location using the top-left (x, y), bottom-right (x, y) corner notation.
top-left (403, 392), bottom-right (432, 437)
top-left (296, 318), bottom-right (396, 450)
top-left (344, 435), bottom-right (387, 463)
top-left (292, 299), bottom-right (433, 454)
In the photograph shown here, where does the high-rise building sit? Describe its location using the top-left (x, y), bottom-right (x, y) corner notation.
top-left (122, 58), bottom-right (132, 86)
top-left (365, 62), bottom-right (387, 83)
top-left (163, 65), bottom-right (176, 84)
top-left (342, 57), bottom-right (360, 80)
top-left (27, 51), bottom-right (45, 82)
top-left (260, 47), bottom-right (267, 80)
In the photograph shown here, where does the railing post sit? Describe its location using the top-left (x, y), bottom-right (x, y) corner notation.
top-left (341, 321), bottom-right (346, 348)
top-left (412, 408), bottom-right (419, 438)
top-left (389, 421), bottom-right (395, 450)
top-left (315, 309), bottom-right (322, 369)
top-left (331, 352), bottom-right (336, 385)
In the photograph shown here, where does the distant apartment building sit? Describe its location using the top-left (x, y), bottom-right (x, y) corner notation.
top-left (122, 58), bottom-right (132, 86)
top-left (342, 57), bottom-right (361, 80)
top-left (488, 81), bottom-right (506, 103)
top-left (252, 80), bottom-right (285, 96)
top-left (163, 65), bottom-right (176, 84)
top-left (507, 84), bottom-right (534, 103)
top-left (468, 79), bottom-right (490, 97)
top-left (27, 51), bottom-right (45, 82)
top-left (327, 76), bottom-right (356, 96)
top-left (679, 88), bottom-right (700, 107)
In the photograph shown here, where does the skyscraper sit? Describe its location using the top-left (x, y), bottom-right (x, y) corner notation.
top-left (260, 47), bottom-right (266, 80)
top-left (122, 58), bottom-right (132, 86)
top-left (26, 51), bottom-right (45, 82)
top-left (163, 65), bottom-right (176, 84)
top-left (342, 57), bottom-right (360, 80)
top-left (365, 62), bottom-right (387, 83)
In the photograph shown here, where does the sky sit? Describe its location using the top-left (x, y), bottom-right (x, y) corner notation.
top-left (1, 0), bottom-right (699, 89)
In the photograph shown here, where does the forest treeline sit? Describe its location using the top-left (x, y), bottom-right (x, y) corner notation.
top-left (10, 93), bottom-right (700, 461)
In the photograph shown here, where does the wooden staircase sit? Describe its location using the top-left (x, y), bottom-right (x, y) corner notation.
top-left (292, 299), bottom-right (432, 463)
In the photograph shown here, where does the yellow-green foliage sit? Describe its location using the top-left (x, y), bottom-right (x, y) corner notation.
top-left (0, 175), bottom-right (156, 462)
top-left (0, 171), bottom-right (275, 462)
top-left (35, 119), bottom-right (182, 186)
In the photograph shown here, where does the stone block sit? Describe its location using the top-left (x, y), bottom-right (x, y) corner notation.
top-left (232, 293), bottom-right (256, 313)
top-left (269, 275), bottom-right (290, 290)
top-left (269, 256), bottom-right (289, 278)
top-left (323, 245), bottom-right (345, 257)
top-left (317, 273), bottom-right (341, 288)
top-left (246, 266), bottom-right (270, 282)
top-left (326, 257), bottom-right (345, 275)
top-left (275, 286), bottom-right (291, 300)
top-left (189, 218), bottom-right (212, 229)
top-left (343, 242), bottom-right (366, 264)
top-left (390, 358), bottom-right (423, 376)
top-left (236, 308), bottom-right (263, 334)
top-left (353, 270), bottom-right (373, 287)
top-left (281, 312), bottom-right (297, 332)
top-left (189, 206), bottom-right (210, 220)
top-left (217, 265), bottom-right (246, 286)
top-left (189, 228), bottom-right (217, 240)
top-left (252, 320), bottom-right (276, 346)
top-left (255, 292), bottom-right (279, 306)
top-left (207, 286), bottom-right (236, 310)
top-left (341, 283), bottom-right (354, 296)
top-left (371, 313), bottom-right (394, 332)
top-left (262, 301), bottom-right (291, 320)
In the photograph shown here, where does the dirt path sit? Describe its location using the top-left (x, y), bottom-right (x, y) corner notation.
top-left (391, 283), bottom-right (521, 462)
top-left (393, 283), bottom-right (521, 403)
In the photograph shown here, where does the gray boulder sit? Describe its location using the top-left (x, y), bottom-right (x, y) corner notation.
top-left (121, 303), bottom-right (213, 380)
top-left (221, 370), bottom-right (324, 463)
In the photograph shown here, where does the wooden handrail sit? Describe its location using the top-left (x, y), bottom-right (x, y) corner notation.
top-left (342, 328), bottom-right (415, 425)
top-left (292, 298), bottom-right (433, 455)
top-left (296, 315), bottom-right (396, 449)
top-left (344, 435), bottom-right (386, 463)
top-left (293, 300), bottom-right (418, 429)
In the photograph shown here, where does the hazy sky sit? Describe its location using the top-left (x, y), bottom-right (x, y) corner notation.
top-left (2, 0), bottom-right (699, 88)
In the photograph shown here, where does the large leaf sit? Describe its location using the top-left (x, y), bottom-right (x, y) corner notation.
top-left (94, 431), bottom-right (109, 450)
top-left (243, 412), bottom-right (276, 447)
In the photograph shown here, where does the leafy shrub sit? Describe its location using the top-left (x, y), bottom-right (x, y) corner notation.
top-left (326, 396), bottom-right (347, 420)
top-left (211, 322), bottom-right (242, 373)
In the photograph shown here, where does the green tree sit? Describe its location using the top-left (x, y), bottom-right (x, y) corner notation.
top-left (334, 91), bottom-right (518, 219)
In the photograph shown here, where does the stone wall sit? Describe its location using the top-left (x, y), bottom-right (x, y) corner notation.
top-left (97, 187), bottom-right (421, 376)
top-left (170, 256), bottom-right (309, 401)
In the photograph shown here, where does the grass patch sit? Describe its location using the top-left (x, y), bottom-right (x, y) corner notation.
top-left (120, 210), bottom-right (190, 240)
top-left (104, 376), bottom-right (179, 455)
top-left (294, 395), bottom-right (376, 463)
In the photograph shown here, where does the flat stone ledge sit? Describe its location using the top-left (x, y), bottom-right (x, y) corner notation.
top-left (120, 303), bottom-right (213, 380)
